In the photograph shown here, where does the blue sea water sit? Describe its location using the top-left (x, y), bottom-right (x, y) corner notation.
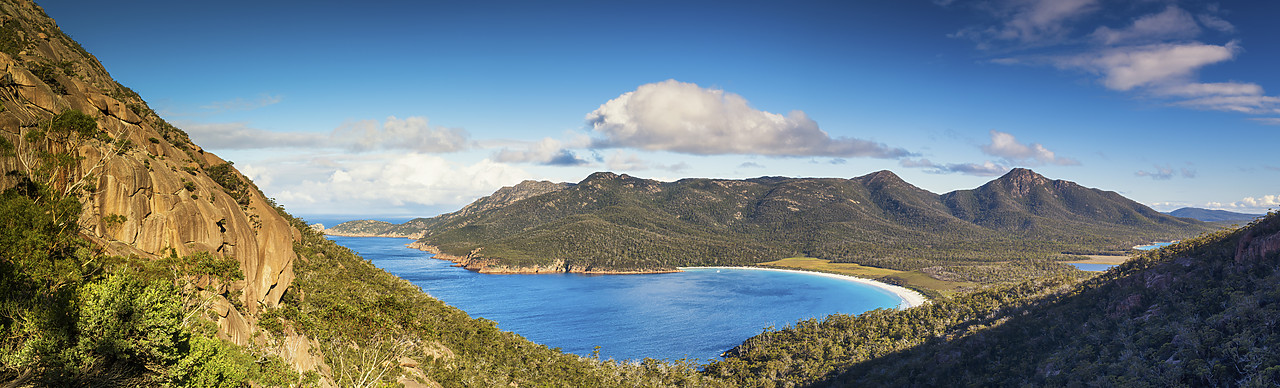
top-left (325, 236), bottom-right (904, 362)
top-left (1070, 263), bottom-right (1116, 272)
top-left (1135, 241), bottom-right (1176, 250)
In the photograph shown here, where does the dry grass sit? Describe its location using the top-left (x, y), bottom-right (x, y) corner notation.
top-left (756, 257), bottom-right (977, 296)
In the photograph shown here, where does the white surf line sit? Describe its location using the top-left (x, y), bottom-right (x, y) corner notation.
top-left (679, 266), bottom-right (929, 309)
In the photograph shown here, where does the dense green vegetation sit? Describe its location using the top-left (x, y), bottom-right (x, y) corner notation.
top-left (708, 211), bottom-right (1280, 387)
top-left (391, 169), bottom-right (1209, 281)
top-left (276, 207), bottom-right (726, 387)
top-left (0, 179), bottom-right (296, 386)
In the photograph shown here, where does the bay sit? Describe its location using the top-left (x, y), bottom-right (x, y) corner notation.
top-left (1135, 241), bottom-right (1176, 250)
top-left (326, 235), bottom-right (903, 362)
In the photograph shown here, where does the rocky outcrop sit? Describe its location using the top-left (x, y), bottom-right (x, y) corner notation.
top-left (0, 0), bottom-right (301, 368)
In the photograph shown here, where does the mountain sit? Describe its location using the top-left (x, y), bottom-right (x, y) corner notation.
top-left (326, 179), bottom-right (573, 238)
top-left (708, 211), bottom-right (1280, 386)
top-left (0, 2), bottom-right (720, 386)
top-left (367, 168), bottom-right (1211, 279)
top-left (1168, 207), bottom-right (1264, 223)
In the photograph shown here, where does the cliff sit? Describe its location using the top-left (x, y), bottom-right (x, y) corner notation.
top-left (0, 0), bottom-right (303, 368)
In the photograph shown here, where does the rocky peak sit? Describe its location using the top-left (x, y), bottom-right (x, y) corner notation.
top-left (994, 168), bottom-right (1051, 197)
top-left (861, 170), bottom-right (905, 187)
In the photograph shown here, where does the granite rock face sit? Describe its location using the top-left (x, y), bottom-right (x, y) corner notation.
top-left (0, 0), bottom-right (296, 350)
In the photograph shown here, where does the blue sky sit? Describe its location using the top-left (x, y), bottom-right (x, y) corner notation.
top-left (39, 0), bottom-right (1279, 218)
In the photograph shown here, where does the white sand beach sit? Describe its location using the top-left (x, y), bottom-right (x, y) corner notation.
top-left (679, 266), bottom-right (929, 309)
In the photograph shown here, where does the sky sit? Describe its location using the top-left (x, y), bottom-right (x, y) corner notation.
top-left (38, 0), bottom-right (1280, 219)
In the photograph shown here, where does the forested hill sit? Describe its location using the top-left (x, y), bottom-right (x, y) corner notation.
top-left (709, 211), bottom-right (1280, 386)
top-left (398, 168), bottom-right (1212, 275)
top-left (1168, 207), bottom-right (1264, 223)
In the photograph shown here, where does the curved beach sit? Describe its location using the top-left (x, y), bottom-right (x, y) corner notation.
top-left (680, 266), bottom-right (929, 309)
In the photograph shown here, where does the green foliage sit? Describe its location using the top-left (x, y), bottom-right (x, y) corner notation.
top-left (705, 275), bottom-right (1084, 387)
top-left (50, 110), bottom-right (98, 140)
top-left (205, 162), bottom-right (252, 206)
top-left (182, 179), bottom-right (197, 192)
top-left (28, 62), bottom-right (67, 94)
top-left (74, 271), bottom-right (187, 376)
top-left (188, 251), bottom-right (243, 282)
top-left (0, 179), bottom-right (294, 386)
top-left (711, 212), bottom-right (1280, 387)
top-left (0, 16), bottom-right (28, 58)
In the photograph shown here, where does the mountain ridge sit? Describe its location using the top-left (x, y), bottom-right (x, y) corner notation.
top-left (333, 168), bottom-right (1213, 281)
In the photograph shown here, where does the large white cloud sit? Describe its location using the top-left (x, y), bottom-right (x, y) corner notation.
top-left (265, 152), bottom-right (532, 215)
top-left (585, 80), bottom-right (911, 158)
top-left (1067, 42), bottom-right (1239, 91)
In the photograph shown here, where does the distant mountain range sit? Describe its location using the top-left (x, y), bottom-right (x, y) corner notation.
top-left (1166, 207), bottom-right (1264, 223)
top-left (329, 168), bottom-right (1212, 276)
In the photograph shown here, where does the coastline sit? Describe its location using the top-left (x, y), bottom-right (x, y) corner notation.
top-left (1133, 240), bottom-right (1179, 250)
top-left (680, 266), bottom-right (929, 309)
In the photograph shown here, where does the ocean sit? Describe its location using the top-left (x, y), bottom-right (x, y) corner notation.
top-left (326, 235), bottom-right (903, 362)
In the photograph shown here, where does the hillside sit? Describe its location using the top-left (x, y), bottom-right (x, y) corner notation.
top-left (355, 169), bottom-right (1212, 281)
top-left (325, 179), bottom-right (572, 238)
top-left (708, 211), bottom-right (1280, 387)
top-left (0, 1), bottom-right (723, 386)
top-left (1168, 207), bottom-right (1263, 223)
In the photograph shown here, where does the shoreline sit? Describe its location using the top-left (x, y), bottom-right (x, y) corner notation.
top-left (1133, 240), bottom-right (1179, 250)
top-left (680, 266), bottom-right (929, 309)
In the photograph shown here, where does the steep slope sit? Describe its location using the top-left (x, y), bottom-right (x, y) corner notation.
top-left (392, 169), bottom-right (1209, 277)
top-left (709, 212), bottom-right (1280, 387)
top-left (0, 0), bottom-right (294, 346)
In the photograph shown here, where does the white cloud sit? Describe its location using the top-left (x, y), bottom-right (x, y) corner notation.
top-left (1062, 42), bottom-right (1240, 91)
top-left (181, 116), bottom-right (470, 153)
top-left (269, 153), bottom-right (532, 215)
top-left (980, 130), bottom-right (1079, 166)
top-left (181, 122), bottom-right (327, 149)
top-left (491, 136), bottom-right (592, 166)
top-left (1090, 6), bottom-right (1199, 45)
top-left (586, 80), bottom-right (911, 158)
top-left (1252, 118), bottom-right (1280, 126)
top-left (332, 116), bottom-right (470, 153)
top-left (1196, 13), bottom-right (1234, 33)
top-left (1203, 194), bottom-right (1280, 213)
top-left (951, 0), bottom-right (1099, 48)
top-left (1240, 195), bottom-right (1280, 209)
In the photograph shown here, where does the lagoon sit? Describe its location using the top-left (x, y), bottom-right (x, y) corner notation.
top-left (326, 235), bottom-right (904, 362)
